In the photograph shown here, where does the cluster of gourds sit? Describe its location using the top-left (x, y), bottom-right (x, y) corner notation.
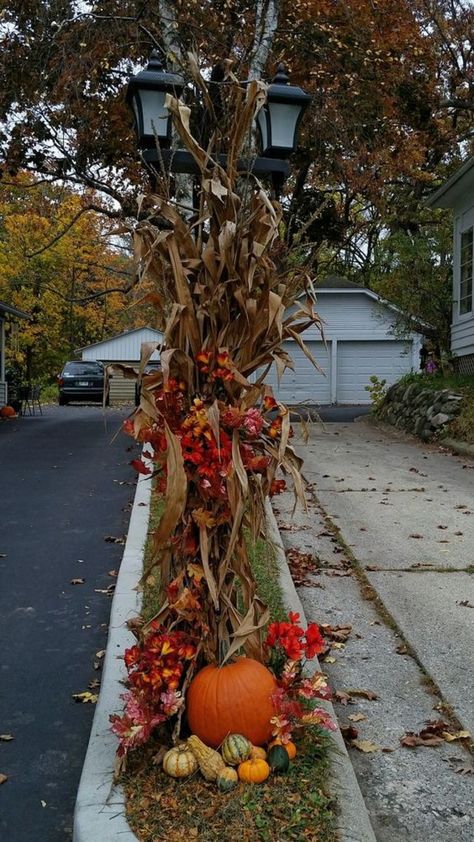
top-left (162, 733), bottom-right (297, 792)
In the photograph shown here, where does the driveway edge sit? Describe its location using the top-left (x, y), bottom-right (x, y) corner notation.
top-left (265, 499), bottom-right (377, 842)
top-left (72, 471), bottom-right (151, 842)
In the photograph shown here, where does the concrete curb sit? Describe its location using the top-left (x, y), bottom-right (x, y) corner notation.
top-left (72, 472), bottom-right (152, 842)
top-left (74, 469), bottom-right (376, 841)
top-left (265, 499), bottom-right (377, 842)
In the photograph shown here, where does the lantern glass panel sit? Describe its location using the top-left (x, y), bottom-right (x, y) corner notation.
top-left (137, 89), bottom-right (169, 140)
top-left (268, 102), bottom-right (299, 151)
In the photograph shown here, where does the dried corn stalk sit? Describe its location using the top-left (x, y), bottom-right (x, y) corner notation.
top-left (125, 64), bottom-right (322, 668)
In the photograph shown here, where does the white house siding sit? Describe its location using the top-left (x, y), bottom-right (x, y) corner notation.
top-left (337, 340), bottom-right (412, 403)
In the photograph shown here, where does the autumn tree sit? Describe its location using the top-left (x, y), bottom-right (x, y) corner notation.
top-left (0, 174), bottom-right (136, 379)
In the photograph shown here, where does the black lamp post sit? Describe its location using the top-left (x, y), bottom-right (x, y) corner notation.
top-left (126, 55), bottom-right (310, 195)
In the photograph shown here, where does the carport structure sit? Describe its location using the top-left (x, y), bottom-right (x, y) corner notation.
top-left (0, 300), bottom-right (31, 407)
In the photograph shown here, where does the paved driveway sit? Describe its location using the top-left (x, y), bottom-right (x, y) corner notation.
top-left (0, 406), bottom-right (137, 841)
top-left (296, 419), bottom-right (474, 733)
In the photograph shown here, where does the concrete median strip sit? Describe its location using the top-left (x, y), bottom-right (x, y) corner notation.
top-left (74, 471), bottom-right (376, 842)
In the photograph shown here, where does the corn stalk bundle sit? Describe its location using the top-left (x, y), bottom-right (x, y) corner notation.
top-left (125, 61), bottom-right (323, 670)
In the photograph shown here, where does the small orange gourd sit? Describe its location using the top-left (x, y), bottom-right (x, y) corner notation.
top-left (238, 757), bottom-right (270, 784)
top-left (269, 739), bottom-right (297, 760)
top-left (250, 746), bottom-right (267, 760)
top-left (0, 405), bottom-right (16, 418)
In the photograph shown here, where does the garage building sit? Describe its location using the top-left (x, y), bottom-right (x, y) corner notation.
top-left (78, 327), bottom-right (162, 403)
top-left (265, 277), bottom-right (422, 406)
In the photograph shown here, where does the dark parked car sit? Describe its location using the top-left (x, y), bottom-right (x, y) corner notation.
top-left (135, 361), bottom-right (161, 406)
top-left (58, 360), bottom-right (109, 405)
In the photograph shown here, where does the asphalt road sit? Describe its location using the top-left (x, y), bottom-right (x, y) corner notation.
top-left (0, 405), bottom-right (138, 842)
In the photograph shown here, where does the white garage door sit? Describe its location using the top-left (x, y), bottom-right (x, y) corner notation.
top-left (337, 340), bottom-right (412, 404)
top-left (264, 340), bottom-right (331, 404)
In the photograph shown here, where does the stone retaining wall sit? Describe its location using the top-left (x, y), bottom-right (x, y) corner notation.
top-left (377, 381), bottom-right (463, 441)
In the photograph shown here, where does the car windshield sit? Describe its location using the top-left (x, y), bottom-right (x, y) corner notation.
top-left (63, 362), bottom-right (103, 375)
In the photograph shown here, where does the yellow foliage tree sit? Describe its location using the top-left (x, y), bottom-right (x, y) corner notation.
top-left (0, 174), bottom-right (134, 381)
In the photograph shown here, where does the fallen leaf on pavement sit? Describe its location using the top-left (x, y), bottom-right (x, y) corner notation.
top-left (104, 535), bottom-right (126, 544)
top-left (89, 679), bottom-right (100, 690)
top-left (107, 569), bottom-right (118, 578)
top-left (95, 650), bottom-right (106, 659)
top-left (94, 584), bottom-right (115, 595)
top-left (0, 734), bottom-right (14, 741)
top-left (348, 713), bottom-right (367, 723)
top-left (454, 531), bottom-right (463, 536)
top-left (323, 655), bottom-right (336, 664)
top-left (70, 578), bottom-right (85, 585)
top-left (442, 730), bottom-right (471, 742)
top-left (320, 624), bottom-right (352, 642)
top-left (409, 533), bottom-right (424, 539)
top-left (346, 688), bottom-right (378, 701)
top-left (341, 725), bottom-right (359, 741)
top-left (400, 719), bottom-right (453, 748)
top-left (400, 732), bottom-right (444, 748)
top-left (455, 766), bottom-right (474, 775)
top-left (334, 690), bottom-right (352, 705)
top-left (352, 739), bottom-right (380, 753)
top-left (366, 565), bottom-right (382, 571)
top-left (0, 774), bottom-right (8, 785)
top-left (437, 525), bottom-right (448, 529)
top-left (457, 600), bottom-right (474, 608)
top-left (72, 691), bottom-right (98, 704)
top-left (396, 644), bottom-right (409, 655)
top-left (286, 548), bottom-right (320, 586)
top-left (0, 553), bottom-right (6, 558)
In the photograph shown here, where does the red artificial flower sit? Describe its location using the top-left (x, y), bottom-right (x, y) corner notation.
top-left (196, 350), bottom-right (212, 372)
top-left (130, 459), bottom-right (151, 475)
top-left (304, 623), bottom-right (325, 658)
top-left (270, 479), bottom-right (286, 495)
top-left (263, 395), bottom-right (278, 411)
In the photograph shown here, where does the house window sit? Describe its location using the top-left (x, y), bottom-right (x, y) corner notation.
top-left (460, 227), bottom-right (473, 315)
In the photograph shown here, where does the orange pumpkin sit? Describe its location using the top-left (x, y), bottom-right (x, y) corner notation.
top-left (269, 739), bottom-right (297, 760)
top-left (238, 757), bottom-right (270, 784)
top-left (186, 657), bottom-right (276, 748)
top-left (0, 405), bottom-right (16, 418)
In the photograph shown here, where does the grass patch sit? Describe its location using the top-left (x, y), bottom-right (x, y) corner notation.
top-left (120, 492), bottom-right (337, 842)
top-left (123, 728), bottom-right (335, 842)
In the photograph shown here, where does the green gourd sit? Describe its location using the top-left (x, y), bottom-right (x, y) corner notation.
top-left (267, 744), bottom-right (290, 774)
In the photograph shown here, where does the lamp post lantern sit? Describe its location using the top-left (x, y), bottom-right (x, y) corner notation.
top-left (126, 55), bottom-right (310, 195)
top-left (256, 64), bottom-right (312, 158)
top-left (126, 51), bottom-right (185, 149)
